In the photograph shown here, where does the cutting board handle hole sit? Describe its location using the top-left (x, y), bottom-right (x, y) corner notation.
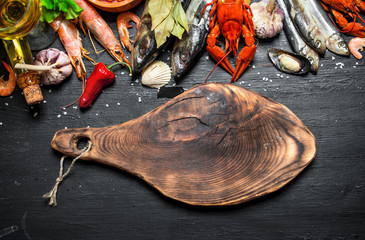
top-left (76, 137), bottom-right (91, 150)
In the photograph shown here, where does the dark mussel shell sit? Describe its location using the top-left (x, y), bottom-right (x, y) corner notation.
top-left (268, 48), bottom-right (311, 75)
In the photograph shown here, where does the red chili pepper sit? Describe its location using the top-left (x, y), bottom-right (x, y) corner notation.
top-left (79, 61), bottom-right (131, 108)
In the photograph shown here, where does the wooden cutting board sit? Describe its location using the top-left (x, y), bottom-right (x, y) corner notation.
top-left (51, 83), bottom-right (316, 206)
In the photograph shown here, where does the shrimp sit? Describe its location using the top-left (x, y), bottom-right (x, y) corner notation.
top-left (349, 37), bottom-right (365, 60)
top-left (0, 61), bottom-right (16, 97)
top-left (73, 0), bottom-right (130, 65)
top-left (117, 12), bottom-right (140, 52)
top-left (50, 14), bottom-right (87, 81)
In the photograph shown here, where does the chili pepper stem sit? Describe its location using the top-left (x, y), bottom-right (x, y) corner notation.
top-left (106, 61), bottom-right (133, 76)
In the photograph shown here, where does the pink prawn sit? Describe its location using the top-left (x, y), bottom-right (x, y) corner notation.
top-left (0, 61), bottom-right (16, 97)
top-left (349, 37), bottom-right (365, 59)
top-left (117, 12), bottom-right (140, 52)
top-left (50, 14), bottom-right (87, 81)
top-left (73, 0), bottom-right (130, 65)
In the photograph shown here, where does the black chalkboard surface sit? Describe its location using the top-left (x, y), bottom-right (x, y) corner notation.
top-left (0, 1), bottom-right (364, 239)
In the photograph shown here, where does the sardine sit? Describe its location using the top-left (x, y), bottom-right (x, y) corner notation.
top-left (171, 0), bottom-right (211, 80)
top-left (301, 0), bottom-right (349, 56)
top-left (132, 0), bottom-right (191, 75)
top-left (285, 0), bottom-right (326, 55)
top-left (277, 0), bottom-right (319, 73)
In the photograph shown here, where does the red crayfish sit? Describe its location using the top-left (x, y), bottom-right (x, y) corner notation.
top-left (202, 0), bottom-right (256, 83)
top-left (320, 0), bottom-right (365, 37)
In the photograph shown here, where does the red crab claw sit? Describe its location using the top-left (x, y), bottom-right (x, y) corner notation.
top-left (231, 25), bottom-right (256, 83)
top-left (206, 25), bottom-right (235, 76)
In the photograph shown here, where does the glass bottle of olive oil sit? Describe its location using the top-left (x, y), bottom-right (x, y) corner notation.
top-left (0, 0), bottom-right (43, 105)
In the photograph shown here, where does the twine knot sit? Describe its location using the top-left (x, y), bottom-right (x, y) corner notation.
top-left (43, 141), bottom-right (92, 206)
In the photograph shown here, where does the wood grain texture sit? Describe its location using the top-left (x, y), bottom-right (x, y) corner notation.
top-left (51, 83), bottom-right (316, 205)
top-left (0, 0), bottom-right (364, 239)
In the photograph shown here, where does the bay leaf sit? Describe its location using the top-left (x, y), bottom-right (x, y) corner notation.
top-left (149, 0), bottom-right (174, 31)
top-left (155, 12), bottom-right (175, 48)
top-left (171, 22), bottom-right (185, 39)
top-left (172, 0), bottom-right (189, 32)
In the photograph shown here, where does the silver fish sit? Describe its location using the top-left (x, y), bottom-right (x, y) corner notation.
top-left (277, 0), bottom-right (319, 73)
top-left (131, 0), bottom-right (160, 75)
top-left (285, 0), bottom-right (326, 55)
top-left (301, 0), bottom-right (349, 56)
top-left (171, 0), bottom-right (211, 80)
top-left (132, 0), bottom-right (191, 75)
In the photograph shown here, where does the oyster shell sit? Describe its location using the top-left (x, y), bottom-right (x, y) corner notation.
top-left (51, 83), bottom-right (316, 206)
top-left (141, 61), bottom-right (171, 88)
top-left (268, 48), bottom-right (311, 75)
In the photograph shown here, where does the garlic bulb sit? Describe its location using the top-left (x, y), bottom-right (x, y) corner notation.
top-left (251, 0), bottom-right (284, 39)
top-left (34, 48), bottom-right (73, 85)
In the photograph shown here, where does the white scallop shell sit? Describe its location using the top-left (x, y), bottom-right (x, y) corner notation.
top-left (141, 61), bottom-right (171, 88)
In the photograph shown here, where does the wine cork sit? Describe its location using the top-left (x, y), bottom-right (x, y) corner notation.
top-left (23, 84), bottom-right (43, 105)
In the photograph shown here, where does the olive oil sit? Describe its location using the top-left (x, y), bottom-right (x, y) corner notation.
top-left (0, 0), bottom-right (41, 39)
top-left (0, 0), bottom-right (44, 104)
top-left (0, 0), bottom-right (27, 28)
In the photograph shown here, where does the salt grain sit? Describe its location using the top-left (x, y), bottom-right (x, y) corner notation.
top-left (43, 100), bottom-right (47, 103)
top-left (63, 111), bottom-right (67, 115)
top-left (0, 122), bottom-right (2, 126)
top-left (57, 114), bottom-right (61, 118)
top-left (106, 104), bottom-right (109, 107)
top-left (205, 56), bottom-right (209, 60)
top-left (33, 112), bottom-right (38, 117)
top-left (332, 56), bottom-right (335, 61)
top-left (5, 103), bottom-right (8, 106)
top-left (138, 97), bottom-right (142, 102)
top-left (252, 65), bottom-right (255, 69)
top-left (65, 127), bottom-right (67, 129)
top-left (73, 106), bottom-right (78, 109)
top-left (117, 102), bottom-right (120, 106)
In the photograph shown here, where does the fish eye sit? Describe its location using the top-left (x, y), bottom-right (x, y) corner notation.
top-left (180, 50), bottom-right (190, 61)
top-left (338, 41), bottom-right (346, 48)
top-left (139, 40), bottom-right (148, 55)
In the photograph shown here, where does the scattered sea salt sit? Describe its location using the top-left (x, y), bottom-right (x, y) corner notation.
top-left (43, 100), bottom-right (46, 104)
top-left (117, 102), bottom-right (120, 106)
top-left (63, 111), bottom-right (67, 115)
top-left (0, 122), bottom-right (2, 126)
top-left (57, 114), bottom-right (61, 118)
top-left (49, 89), bottom-right (52, 92)
top-left (138, 97), bottom-right (142, 103)
top-left (33, 112), bottom-right (38, 118)
top-left (96, 113), bottom-right (99, 116)
top-left (332, 56), bottom-right (335, 61)
top-left (5, 103), bottom-right (8, 106)
top-left (257, 72), bottom-right (260, 75)
top-left (205, 56), bottom-right (209, 60)
top-left (73, 106), bottom-right (78, 109)
top-left (65, 127), bottom-right (68, 129)
top-left (106, 104), bottom-right (109, 107)
top-left (252, 65), bottom-right (255, 69)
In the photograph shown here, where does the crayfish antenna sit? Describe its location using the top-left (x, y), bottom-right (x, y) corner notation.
top-left (205, 50), bottom-right (232, 83)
